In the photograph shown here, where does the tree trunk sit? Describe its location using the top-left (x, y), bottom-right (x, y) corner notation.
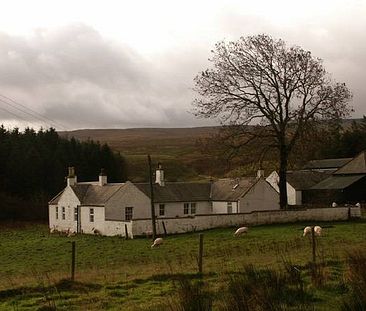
top-left (279, 145), bottom-right (288, 209)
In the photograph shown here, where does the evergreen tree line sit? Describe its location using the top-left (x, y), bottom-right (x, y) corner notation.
top-left (0, 126), bottom-right (127, 220)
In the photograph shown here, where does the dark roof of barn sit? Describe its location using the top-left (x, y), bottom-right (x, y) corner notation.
top-left (286, 171), bottom-right (329, 190)
top-left (310, 174), bottom-right (366, 190)
top-left (303, 158), bottom-right (352, 170)
top-left (211, 177), bottom-right (258, 201)
top-left (334, 151), bottom-right (366, 175)
top-left (134, 182), bottom-right (211, 202)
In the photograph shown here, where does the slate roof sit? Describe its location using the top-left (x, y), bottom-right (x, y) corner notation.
top-left (334, 151), bottom-right (366, 175)
top-left (134, 182), bottom-right (211, 202)
top-left (303, 158), bottom-right (352, 170)
top-left (286, 171), bottom-right (329, 190)
top-left (310, 174), bottom-right (366, 190)
top-left (49, 183), bottom-right (125, 205)
top-left (211, 177), bottom-right (257, 201)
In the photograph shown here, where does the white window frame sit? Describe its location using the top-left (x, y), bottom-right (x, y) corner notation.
top-left (74, 207), bottom-right (78, 221)
top-left (159, 204), bottom-right (165, 216)
top-left (190, 203), bottom-right (196, 214)
top-left (89, 208), bottom-right (94, 222)
top-left (183, 203), bottom-right (196, 215)
top-left (125, 207), bottom-right (133, 221)
top-left (227, 202), bottom-right (233, 214)
top-left (183, 203), bottom-right (189, 215)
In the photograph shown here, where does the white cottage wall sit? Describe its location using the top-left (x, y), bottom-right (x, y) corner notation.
top-left (155, 201), bottom-right (212, 217)
top-left (105, 182), bottom-right (151, 221)
top-left (239, 179), bottom-right (280, 212)
top-left (212, 201), bottom-right (238, 214)
top-left (49, 186), bottom-right (80, 233)
top-left (80, 206), bottom-right (105, 234)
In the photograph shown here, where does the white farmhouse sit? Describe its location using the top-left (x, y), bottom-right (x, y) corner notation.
top-left (49, 166), bottom-right (280, 236)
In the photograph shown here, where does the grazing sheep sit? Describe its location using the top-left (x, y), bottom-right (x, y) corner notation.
top-left (332, 202), bottom-right (337, 207)
top-left (303, 226), bottom-right (312, 237)
top-left (356, 202), bottom-right (361, 208)
top-left (67, 231), bottom-right (76, 237)
top-left (314, 226), bottom-right (322, 236)
top-left (151, 237), bottom-right (163, 248)
top-left (234, 227), bottom-right (248, 237)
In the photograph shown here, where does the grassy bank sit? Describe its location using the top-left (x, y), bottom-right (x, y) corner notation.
top-left (0, 220), bottom-right (365, 310)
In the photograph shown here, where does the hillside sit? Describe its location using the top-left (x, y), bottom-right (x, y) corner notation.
top-left (59, 127), bottom-right (219, 182)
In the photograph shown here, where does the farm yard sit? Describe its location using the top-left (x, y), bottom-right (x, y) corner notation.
top-left (0, 220), bottom-right (365, 310)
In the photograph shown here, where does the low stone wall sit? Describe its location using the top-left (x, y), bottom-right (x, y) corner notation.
top-left (104, 220), bottom-right (133, 238)
top-left (131, 206), bottom-right (361, 237)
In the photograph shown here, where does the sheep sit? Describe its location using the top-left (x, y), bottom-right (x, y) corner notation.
top-left (332, 202), bottom-right (337, 207)
top-left (314, 226), bottom-right (322, 236)
top-left (356, 202), bottom-right (361, 208)
top-left (151, 237), bottom-right (163, 248)
top-left (234, 226), bottom-right (248, 237)
top-left (303, 226), bottom-right (312, 237)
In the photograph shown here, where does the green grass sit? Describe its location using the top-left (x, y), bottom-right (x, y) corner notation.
top-left (0, 220), bottom-right (366, 310)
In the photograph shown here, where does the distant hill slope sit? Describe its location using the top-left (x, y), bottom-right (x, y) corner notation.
top-left (58, 127), bottom-right (219, 182)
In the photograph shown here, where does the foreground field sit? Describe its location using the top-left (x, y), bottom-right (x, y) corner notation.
top-left (0, 220), bottom-right (365, 310)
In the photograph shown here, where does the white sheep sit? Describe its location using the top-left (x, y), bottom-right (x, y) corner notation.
top-left (332, 202), bottom-right (337, 207)
top-left (314, 226), bottom-right (322, 236)
top-left (234, 227), bottom-right (248, 237)
top-left (303, 226), bottom-right (312, 237)
top-left (356, 202), bottom-right (361, 208)
top-left (151, 237), bottom-right (164, 248)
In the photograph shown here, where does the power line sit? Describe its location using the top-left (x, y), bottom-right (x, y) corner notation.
top-left (0, 106), bottom-right (32, 124)
top-left (0, 94), bottom-right (68, 130)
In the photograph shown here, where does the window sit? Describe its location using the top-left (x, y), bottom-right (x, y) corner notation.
top-left (125, 207), bottom-right (133, 221)
top-left (159, 204), bottom-right (165, 216)
top-left (62, 207), bottom-right (65, 220)
top-left (74, 207), bottom-right (78, 221)
top-left (227, 202), bottom-right (233, 214)
top-left (190, 203), bottom-right (196, 214)
top-left (184, 203), bottom-right (196, 215)
top-left (89, 208), bottom-right (94, 222)
top-left (56, 206), bottom-right (59, 220)
top-left (184, 203), bottom-right (189, 214)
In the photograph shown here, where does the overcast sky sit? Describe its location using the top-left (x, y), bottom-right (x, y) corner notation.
top-left (0, 0), bottom-right (365, 130)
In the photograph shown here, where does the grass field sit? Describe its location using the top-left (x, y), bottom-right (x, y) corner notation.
top-left (1, 220), bottom-right (366, 310)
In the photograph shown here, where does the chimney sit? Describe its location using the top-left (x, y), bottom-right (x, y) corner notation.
top-left (67, 166), bottom-right (77, 186)
top-left (257, 169), bottom-right (265, 179)
top-left (155, 163), bottom-right (165, 186)
top-left (99, 168), bottom-right (107, 186)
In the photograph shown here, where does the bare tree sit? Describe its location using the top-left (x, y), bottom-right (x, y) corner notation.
top-left (193, 34), bottom-right (352, 208)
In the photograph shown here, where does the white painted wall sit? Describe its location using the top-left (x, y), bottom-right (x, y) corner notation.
top-left (266, 171), bottom-right (301, 205)
top-left (105, 182), bottom-right (151, 221)
top-left (212, 201), bottom-right (238, 214)
top-left (239, 179), bottom-right (280, 212)
top-left (131, 207), bottom-right (361, 236)
top-left (155, 201), bottom-right (212, 217)
top-left (79, 205), bottom-right (105, 234)
top-left (49, 186), bottom-right (80, 233)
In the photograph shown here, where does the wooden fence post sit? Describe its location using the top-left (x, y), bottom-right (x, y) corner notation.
top-left (198, 233), bottom-right (204, 275)
top-left (162, 221), bottom-right (167, 237)
top-left (71, 241), bottom-right (76, 281)
top-left (311, 226), bottom-right (316, 265)
top-left (125, 224), bottom-right (129, 240)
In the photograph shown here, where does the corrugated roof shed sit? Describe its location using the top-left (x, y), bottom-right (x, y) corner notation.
top-left (304, 158), bottom-right (352, 170)
top-left (134, 182), bottom-right (211, 202)
top-left (286, 171), bottom-right (329, 190)
top-left (310, 174), bottom-right (366, 190)
top-left (334, 151), bottom-right (366, 175)
top-left (211, 177), bottom-right (257, 201)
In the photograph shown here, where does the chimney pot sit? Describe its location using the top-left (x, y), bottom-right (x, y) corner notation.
top-left (67, 166), bottom-right (77, 186)
top-left (155, 163), bottom-right (165, 186)
top-left (99, 168), bottom-right (107, 186)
